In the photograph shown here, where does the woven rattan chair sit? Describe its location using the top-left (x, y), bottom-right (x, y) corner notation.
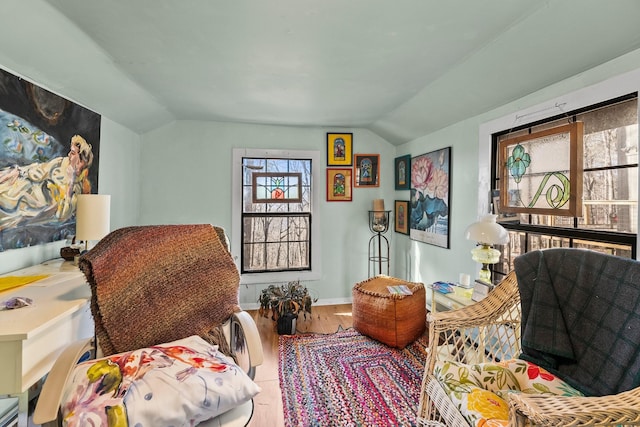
top-left (33, 224), bottom-right (264, 427)
top-left (417, 271), bottom-right (522, 426)
top-left (417, 269), bottom-right (640, 427)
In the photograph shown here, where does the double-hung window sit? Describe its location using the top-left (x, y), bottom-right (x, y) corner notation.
top-left (231, 149), bottom-right (321, 284)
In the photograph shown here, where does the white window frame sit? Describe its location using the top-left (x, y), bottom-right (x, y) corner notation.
top-left (231, 148), bottom-right (321, 284)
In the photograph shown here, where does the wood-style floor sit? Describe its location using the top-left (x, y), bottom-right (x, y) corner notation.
top-left (246, 304), bottom-right (354, 427)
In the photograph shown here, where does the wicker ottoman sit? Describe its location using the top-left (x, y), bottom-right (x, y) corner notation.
top-left (352, 275), bottom-right (426, 348)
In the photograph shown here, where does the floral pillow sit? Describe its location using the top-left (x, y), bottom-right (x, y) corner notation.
top-left (60, 335), bottom-right (261, 427)
top-left (434, 358), bottom-right (583, 427)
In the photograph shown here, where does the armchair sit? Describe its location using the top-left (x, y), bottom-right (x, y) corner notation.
top-left (418, 248), bottom-right (640, 426)
top-left (33, 224), bottom-right (264, 427)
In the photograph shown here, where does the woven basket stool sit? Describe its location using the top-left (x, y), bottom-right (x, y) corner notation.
top-left (352, 275), bottom-right (426, 349)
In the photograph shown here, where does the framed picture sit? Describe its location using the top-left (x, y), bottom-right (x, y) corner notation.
top-left (498, 122), bottom-right (583, 217)
top-left (410, 147), bottom-right (451, 248)
top-left (394, 200), bottom-right (410, 234)
top-left (326, 133), bottom-right (353, 166)
top-left (394, 154), bottom-right (411, 190)
top-left (353, 153), bottom-right (380, 187)
top-left (326, 168), bottom-right (352, 201)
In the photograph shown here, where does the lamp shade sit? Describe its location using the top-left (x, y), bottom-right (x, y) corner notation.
top-left (76, 194), bottom-right (111, 242)
top-left (465, 214), bottom-right (509, 245)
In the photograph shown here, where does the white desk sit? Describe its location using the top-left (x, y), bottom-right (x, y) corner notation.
top-left (0, 259), bottom-right (93, 426)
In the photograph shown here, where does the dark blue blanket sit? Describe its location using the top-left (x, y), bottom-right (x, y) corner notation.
top-left (514, 248), bottom-right (640, 396)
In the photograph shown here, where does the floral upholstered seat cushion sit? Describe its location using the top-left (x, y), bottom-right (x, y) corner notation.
top-left (60, 335), bottom-right (261, 427)
top-left (434, 358), bottom-right (583, 427)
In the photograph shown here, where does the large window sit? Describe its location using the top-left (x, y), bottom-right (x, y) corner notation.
top-left (491, 94), bottom-right (638, 281)
top-left (231, 149), bottom-right (321, 284)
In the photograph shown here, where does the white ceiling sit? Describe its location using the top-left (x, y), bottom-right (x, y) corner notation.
top-left (30, 0), bottom-right (640, 144)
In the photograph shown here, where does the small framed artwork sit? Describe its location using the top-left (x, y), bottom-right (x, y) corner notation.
top-left (326, 168), bottom-right (352, 201)
top-left (394, 200), bottom-right (410, 234)
top-left (353, 153), bottom-right (380, 187)
top-left (394, 154), bottom-right (411, 190)
top-left (326, 133), bottom-right (353, 166)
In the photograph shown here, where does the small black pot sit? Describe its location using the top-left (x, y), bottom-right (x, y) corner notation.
top-left (277, 313), bottom-right (298, 335)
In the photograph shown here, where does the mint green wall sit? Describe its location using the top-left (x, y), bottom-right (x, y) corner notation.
top-left (139, 121), bottom-right (397, 305)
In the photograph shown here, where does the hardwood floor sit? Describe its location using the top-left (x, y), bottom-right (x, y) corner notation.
top-left (246, 304), bottom-right (354, 427)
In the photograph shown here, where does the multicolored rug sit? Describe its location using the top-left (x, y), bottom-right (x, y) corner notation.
top-left (278, 328), bottom-right (428, 427)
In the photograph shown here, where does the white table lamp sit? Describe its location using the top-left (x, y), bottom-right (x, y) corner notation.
top-left (465, 214), bottom-right (509, 283)
top-left (76, 194), bottom-right (111, 251)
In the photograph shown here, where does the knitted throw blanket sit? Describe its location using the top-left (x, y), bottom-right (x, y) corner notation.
top-left (79, 224), bottom-right (240, 356)
top-left (515, 248), bottom-right (640, 396)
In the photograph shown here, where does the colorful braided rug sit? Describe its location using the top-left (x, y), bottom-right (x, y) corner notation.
top-left (278, 328), bottom-right (428, 427)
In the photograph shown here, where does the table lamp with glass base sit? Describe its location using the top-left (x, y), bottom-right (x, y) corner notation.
top-left (465, 214), bottom-right (509, 284)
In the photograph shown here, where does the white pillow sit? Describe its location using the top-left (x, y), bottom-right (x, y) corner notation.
top-left (60, 335), bottom-right (261, 427)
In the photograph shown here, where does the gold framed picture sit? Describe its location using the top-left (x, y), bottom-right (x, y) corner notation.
top-left (326, 168), bottom-right (352, 201)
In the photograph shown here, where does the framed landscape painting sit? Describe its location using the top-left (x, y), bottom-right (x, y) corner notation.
top-left (409, 147), bottom-right (451, 248)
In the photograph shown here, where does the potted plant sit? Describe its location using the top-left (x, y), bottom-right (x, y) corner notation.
top-left (258, 280), bottom-right (315, 335)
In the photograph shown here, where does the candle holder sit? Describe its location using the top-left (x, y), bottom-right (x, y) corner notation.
top-left (368, 210), bottom-right (390, 277)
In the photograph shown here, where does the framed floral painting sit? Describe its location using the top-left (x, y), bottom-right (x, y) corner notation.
top-left (410, 147), bottom-right (451, 248)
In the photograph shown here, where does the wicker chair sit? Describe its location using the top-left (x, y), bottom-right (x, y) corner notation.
top-left (417, 270), bottom-right (640, 427)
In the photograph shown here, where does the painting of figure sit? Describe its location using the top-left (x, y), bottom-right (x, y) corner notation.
top-left (0, 68), bottom-right (101, 251)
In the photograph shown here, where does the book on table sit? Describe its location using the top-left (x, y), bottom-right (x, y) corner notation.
top-left (387, 285), bottom-right (413, 295)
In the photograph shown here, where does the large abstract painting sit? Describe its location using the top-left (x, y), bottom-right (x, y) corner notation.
top-left (0, 68), bottom-right (101, 251)
top-left (410, 147), bottom-right (451, 249)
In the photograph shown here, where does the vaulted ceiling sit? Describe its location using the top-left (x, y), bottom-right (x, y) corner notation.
top-left (13, 0), bottom-right (640, 144)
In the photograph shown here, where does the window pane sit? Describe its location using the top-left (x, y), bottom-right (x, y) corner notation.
top-left (578, 98), bottom-right (638, 139)
top-left (243, 217), bottom-right (265, 242)
top-left (288, 241), bottom-right (309, 268)
top-left (582, 168), bottom-right (638, 232)
top-left (266, 242), bottom-right (287, 269)
top-left (241, 213), bottom-right (311, 273)
top-left (573, 239), bottom-right (632, 258)
top-left (243, 243), bottom-right (265, 272)
top-left (288, 216), bottom-right (309, 241)
top-left (528, 234), bottom-right (569, 251)
top-left (266, 159), bottom-right (289, 172)
top-left (265, 217), bottom-right (287, 242)
top-left (584, 126), bottom-right (638, 169)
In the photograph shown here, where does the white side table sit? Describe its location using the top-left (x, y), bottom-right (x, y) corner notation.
top-left (429, 283), bottom-right (474, 313)
top-left (0, 259), bottom-right (93, 427)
